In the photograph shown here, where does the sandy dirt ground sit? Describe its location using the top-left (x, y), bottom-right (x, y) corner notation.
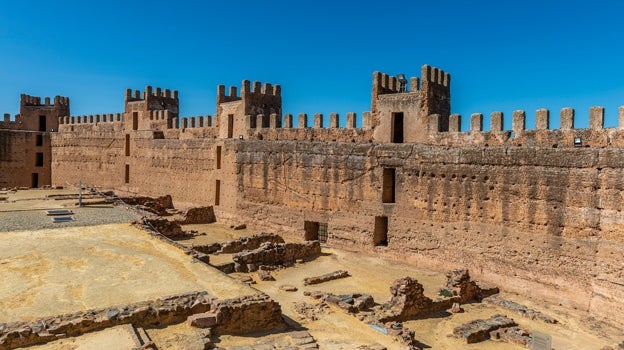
top-left (0, 223), bottom-right (256, 323)
top-left (1, 190), bottom-right (621, 349)
top-left (25, 324), bottom-right (138, 350)
top-left (213, 248), bottom-right (622, 350)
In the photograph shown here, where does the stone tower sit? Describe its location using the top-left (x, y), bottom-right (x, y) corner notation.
top-left (371, 64), bottom-right (450, 143)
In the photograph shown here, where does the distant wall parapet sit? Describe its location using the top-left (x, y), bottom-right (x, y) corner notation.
top-left (429, 106), bottom-right (624, 148)
top-left (243, 111), bottom-right (373, 142)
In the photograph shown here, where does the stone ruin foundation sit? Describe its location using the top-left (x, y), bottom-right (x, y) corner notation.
top-left (0, 291), bottom-right (284, 350)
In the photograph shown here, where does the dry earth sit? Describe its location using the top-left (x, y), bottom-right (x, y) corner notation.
top-left (0, 190), bottom-right (622, 349)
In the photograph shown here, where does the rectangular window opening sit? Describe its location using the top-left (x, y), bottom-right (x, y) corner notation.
top-left (132, 112), bottom-right (139, 130)
top-left (39, 115), bottom-right (46, 132)
top-left (125, 134), bottom-right (130, 156)
top-left (36, 134), bottom-right (43, 146)
top-left (125, 164), bottom-right (130, 183)
top-left (227, 114), bottom-right (234, 138)
top-left (35, 152), bottom-right (44, 167)
top-left (215, 179), bottom-right (221, 205)
top-left (216, 146), bottom-right (222, 169)
top-left (382, 168), bottom-right (396, 203)
top-left (374, 216), bottom-right (389, 246)
top-left (391, 112), bottom-right (404, 143)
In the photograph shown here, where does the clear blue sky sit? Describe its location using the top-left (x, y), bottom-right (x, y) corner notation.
top-left (1, 0), bottom-right (623, 130)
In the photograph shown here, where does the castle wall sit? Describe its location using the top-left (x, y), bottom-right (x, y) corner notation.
top-left (233, 140), bottom-right (624, 326)
top-left (51, 130), bottom-right (124, 189)
top-left (0, 130), bottom-right (51, 188)
top-left (51, 124), bottom-right (236, 216)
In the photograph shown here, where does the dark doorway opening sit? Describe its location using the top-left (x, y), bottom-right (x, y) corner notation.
top-left (31, 173), bottom-right (39, 188)
top-left (35, 153), bottom-right (44, 167)
top-left (304, 221), bottom-right (327, 243)
top-left (391, 112), bottom-right (404, 143)
top-left (374, 216), bottom-right (388, 246)
top-left (132, 112), bottom-right (138, 130)
top-left (39, 116), bottom-right (46, 132)
top-left (382, 168), bottom-right (396, 203)
top-left (125, 164), bottom-right (130, 183)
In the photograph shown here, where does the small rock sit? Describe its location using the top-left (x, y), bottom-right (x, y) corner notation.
top-left (280, 285), bottom-right (298, 292)
top-left (451, 302), bottom-right (463, 313)
top-left (290, 330), bottom-right (312, 339)
top-left (188, 312), bottom-right (218, 328)
top-left (233, 224), bottom-right (247, 230)
top-left (293, 336), bottom-right (315, 345)
top-left (239, 276), bottom-right (256, 284)
top-left (258, 270), bottom-right (275, 281)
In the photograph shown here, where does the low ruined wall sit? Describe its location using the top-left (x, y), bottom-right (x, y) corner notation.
top-left (379, 270), bottom-right (498, 322)
top-left (176, 206), bottom-right (216, 224)
top-left (0, 291), bottom-right (212, 350)
top-left (211, 294), bottom-right (283, 335)
top-left (232, 241), bottom-right (321, 272)
top-left (0, 291), bottom-right (282, 350)
top-left (234, 140), bottom-right (624, 326)
top-left (220, 233), bottom-right (285, 253)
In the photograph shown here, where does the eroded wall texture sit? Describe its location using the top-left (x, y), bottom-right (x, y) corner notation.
top-left (234, 140), bottom-right (624, 325)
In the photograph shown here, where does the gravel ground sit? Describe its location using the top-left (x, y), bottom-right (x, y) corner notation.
top-left (0, 204), bottom-right (142, 232)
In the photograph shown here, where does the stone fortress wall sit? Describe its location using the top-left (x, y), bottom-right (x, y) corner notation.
top-left (1, 64), bottom-right (623, 327)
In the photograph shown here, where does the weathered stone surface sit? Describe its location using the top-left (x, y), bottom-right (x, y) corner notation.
top-left (233, 241), bottom-right (321, 272)
top-left (142, 218), bottom-right (185, 238)
top-left (483, 296), bottom-right (557, 323)
top-left (120, 195), bottom-right (173, 216)
top-left (303, 270), bottom-right (350, 286)
top-left (188, 312), bottom-right (217, 328)
top-left (175, 206), bottom-right (216, 224)
top-left (279, 285), bottom-right (298, 292)
top-left (489, 326), bottom-right (531, 347)
top-left (378, 272), bottom-right (497, 322)
top-left (0, 292), bottom-right (283, 349)
top-left (445, 269), bottom-right (498, 302)
top-left (452, 314), bottom-right (517, 344)
top-left (220, 233), bottom-right (285, 254)
top-left (258, 270), bottom-right (275, 281)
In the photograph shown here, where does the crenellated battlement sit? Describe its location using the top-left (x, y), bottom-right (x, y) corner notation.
top-left (20, 94), bottom-right (69, 108)
top-left (429, 105), bottom-right (624, 148)
top-left (60, 113), bottom-right (123, 125)
top-left (216, 80), bottom-right (281, 105)
top-left (240, 111), bottom-right (373, 142)
top-left (167, 115), bottom-right (214, 130)
top-left (0, 113), bottom-right (21, 130)
top-left (125, 86), bottom-right (179, 102)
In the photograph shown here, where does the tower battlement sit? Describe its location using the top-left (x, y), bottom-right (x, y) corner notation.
top-left (20, 94), bottom-right (69, 108)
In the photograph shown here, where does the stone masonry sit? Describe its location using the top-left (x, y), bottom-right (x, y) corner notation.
top-left (2, 64), bottom-right (623, 327)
